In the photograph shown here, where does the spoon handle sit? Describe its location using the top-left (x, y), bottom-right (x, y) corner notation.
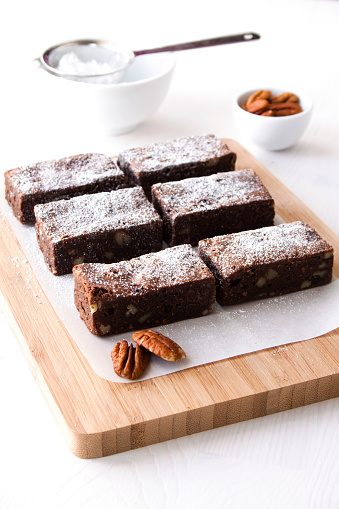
top-left (134, 32), bottom-right (260, 56)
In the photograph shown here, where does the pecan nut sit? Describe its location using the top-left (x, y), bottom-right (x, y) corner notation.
top-left (247, 99), bottom-right (269, 114)
top-left (270, 92), bottom-right (299, 103)
top-left (268, 102), bottom-right (303, 116)
top-left (241, 89), bottom-right (303, 117)
top-left (242, 89), bottom-right (271, 110)
top-left (132, 329), bottom-right (186, 361)
top-left (111, 340), bottom-right (150, 380)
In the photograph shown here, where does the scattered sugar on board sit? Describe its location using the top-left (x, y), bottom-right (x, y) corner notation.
top-left (9, 256), bottom-right (20, 269)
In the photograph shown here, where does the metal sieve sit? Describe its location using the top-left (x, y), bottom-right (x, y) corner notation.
top-left (37, 32), bottom-right (260, 83)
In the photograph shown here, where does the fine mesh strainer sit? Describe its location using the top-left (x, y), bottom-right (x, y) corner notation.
top-left (37, 32), bottom-right (260, 84)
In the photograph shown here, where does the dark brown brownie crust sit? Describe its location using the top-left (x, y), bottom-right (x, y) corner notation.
top-left (73, 244), bottom-right (216, 336)
top-left (5, 153), bottom-right (126, 223)
top-left (117, 134), bottom-right (236, 199)
top-left (35, 187), bottom-right (162, 276)
top-left (198, 221), bottom-right (334, 306)
top-left (151, 169), bottom-right (275, 246)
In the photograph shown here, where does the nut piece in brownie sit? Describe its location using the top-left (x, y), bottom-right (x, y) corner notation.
top-left (198, 221), bottom-right (334, 306)
top-left (35, 187), bottom-right (162, 276)
top-left (5, 153), bottom-right (126, 223)
top-left (152, 169), bottom-right (275, 246)
top-left (117, 134), bottom-right (236, 199)
top-left (73, 244), bottom-right (216, 336)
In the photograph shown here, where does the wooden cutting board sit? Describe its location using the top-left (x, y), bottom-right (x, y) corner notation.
top-left (1, 139), bottom-right (339, 459)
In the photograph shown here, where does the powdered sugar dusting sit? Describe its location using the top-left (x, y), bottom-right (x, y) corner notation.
top-left (6, 153), bottom-right (123, 195)
top-left (75, 244), bottom-right (213, 296)
top-left (35, 187), bottom-right (160, 242)
top-left (57, 52), bottom-right (118, 76)
top-left (118, 134), bottom-right (233, 174)
top-left (199, 222), bottom-right (333, 274)
top-left (152, 169), bottom-right (272, 216)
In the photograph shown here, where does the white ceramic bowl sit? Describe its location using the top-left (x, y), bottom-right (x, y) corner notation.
top-left (37, 52), bottom-right (176, 135)
top-left (233, 88), bottom-right (313, 150)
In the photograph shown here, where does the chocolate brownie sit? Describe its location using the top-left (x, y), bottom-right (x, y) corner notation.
top-left (152, 169), bottom-right (275, 246)
top-left (5, 153), bottom-right (126, 223)
top-left (73, 244), bottom-right (216, 336)
top-left (117, 134), bottom-right (236, 199)
top-left (35, 187), bottom-right (162, 276)
top-left (198, 221), bottom-right (334, 305)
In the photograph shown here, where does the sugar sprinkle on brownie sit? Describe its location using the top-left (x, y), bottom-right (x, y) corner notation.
top-left (5, 153), bottom-right (126, 223)
top-left (198, 221), bottom-right (334, 305)
top-left (35, 187), bottom-right (162, 275)
top-left (117, 134), bottom-right (236, 198)
top-left (73, 244), bottom-right (216, 335)
top-left (152, 169), bottom-right (275, 246)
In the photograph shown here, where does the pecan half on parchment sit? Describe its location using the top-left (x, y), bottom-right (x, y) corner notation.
top-left (132, 329), bottom-right (186, 362)
top-left (111, 340), bottom-right (150, 380)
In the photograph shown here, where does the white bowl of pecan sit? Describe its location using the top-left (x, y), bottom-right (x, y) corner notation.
top-left (233, 88), bottom-right (313, 150)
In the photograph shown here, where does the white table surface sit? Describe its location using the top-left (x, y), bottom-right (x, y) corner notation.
top-left (1, 0), bottom-right (339, 507)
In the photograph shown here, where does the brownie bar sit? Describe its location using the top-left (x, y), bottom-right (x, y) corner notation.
top-left (198, 221), bottom-right (334, 306)
top-left (117, 134), bottom-right (236, 199)
top-left (73, 244), bottom-right (216, 336)
top-left (35, 187), bottom-right (162, 276)
top-left (5, 153), bottom-right (126, 223)
top-left (151, 169), bottom-right (275, 246)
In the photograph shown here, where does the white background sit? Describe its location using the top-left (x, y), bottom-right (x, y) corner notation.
top-left (1, 0), bottom-right (339, 507)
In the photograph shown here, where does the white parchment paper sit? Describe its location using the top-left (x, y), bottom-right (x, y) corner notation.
top-left (1, 191), bottom-right (339, 383)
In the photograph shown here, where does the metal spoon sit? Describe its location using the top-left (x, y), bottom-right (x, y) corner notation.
top-left (38, 32), bottom-right (260, 82)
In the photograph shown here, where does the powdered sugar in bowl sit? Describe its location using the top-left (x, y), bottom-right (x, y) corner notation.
top-left (35, 39), bottom-right (176, 135)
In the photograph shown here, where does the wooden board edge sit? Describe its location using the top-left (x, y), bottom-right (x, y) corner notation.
top-left (66, 371), bottom-right (339, 458)
top-left (0, 287), bottom-right (82, 455)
